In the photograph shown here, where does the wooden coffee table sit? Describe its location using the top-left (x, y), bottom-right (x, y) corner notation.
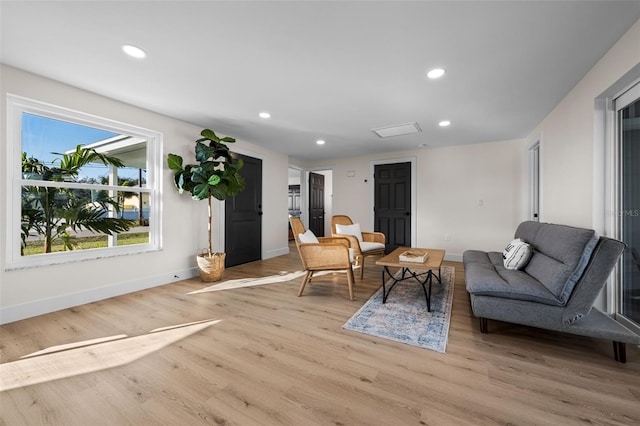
top-left (375, 247), bottom-right (445, 312)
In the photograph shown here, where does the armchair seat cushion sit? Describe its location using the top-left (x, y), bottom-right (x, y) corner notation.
top-left (359, 241), bottom-right (385, 253)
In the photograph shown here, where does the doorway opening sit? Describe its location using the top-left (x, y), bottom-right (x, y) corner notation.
top-left (529, 139), bottom-right (541, 222)
top-left (287, 167), bottom-right (332, 239)
top-left (288, 167), bottom-right (302, 241)
top-left (225, 153), bottom-right (262, 267)
top-left (373, 162), bottom-right (412, 253)
top-left (308, 169), bottom-right (332, 237)
top-left (371, 157), bottom-right (417, 253)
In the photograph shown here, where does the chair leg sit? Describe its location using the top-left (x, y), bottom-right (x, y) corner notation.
top-left (346, 268), bottom-right (355, 301)
top-left (479, 317), bottom-right (488, 334)
top-left (297, 271), bottom-right (313, 297)
top-left (613, 341), bottom-right (627, 363)
top-left (359, 255), bottom-right (365, 279)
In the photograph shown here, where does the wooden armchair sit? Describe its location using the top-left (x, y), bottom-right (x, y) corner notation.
top-left (331, 215), bottom-right (386, 279)
top-left (290, 217), bottom-right (356, 301)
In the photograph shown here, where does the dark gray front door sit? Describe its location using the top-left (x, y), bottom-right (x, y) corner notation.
top-left (374, 162), bottom-right (411, 253)
top-left (309, 172), bottom-right (325, 237)
top-left (225, 153), bottom-right (262, 267)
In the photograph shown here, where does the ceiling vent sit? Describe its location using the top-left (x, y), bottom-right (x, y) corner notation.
top-left (371, 122), bottom-right (422, 138)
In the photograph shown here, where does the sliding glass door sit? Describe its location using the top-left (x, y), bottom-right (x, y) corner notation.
top-left (616, 82), bottom-right (640, 331)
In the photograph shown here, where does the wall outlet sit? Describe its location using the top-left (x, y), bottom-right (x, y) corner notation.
top-left (444, 234), bottom-right (451, 241)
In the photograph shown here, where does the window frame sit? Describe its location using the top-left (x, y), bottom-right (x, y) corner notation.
top-left (612, 82), bottom-right (640, 335)
top-left (6, 94), bottom-right (163, 270)
top-left (595, 64), bottom-right (640, 322)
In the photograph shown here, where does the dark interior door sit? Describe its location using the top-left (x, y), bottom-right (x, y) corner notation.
top-left (309, 172), bottom-right (325, 237)
top-left (225, 153), bottom-right (262, 267)
top-left (374, 162), bottom-right (411, 253)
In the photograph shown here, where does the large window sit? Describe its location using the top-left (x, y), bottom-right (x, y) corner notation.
top-left (615, 82), bottom-right (640, 332)
top-left (6, 95), bottom-right (163, 269)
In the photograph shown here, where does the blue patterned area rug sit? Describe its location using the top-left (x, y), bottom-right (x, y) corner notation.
top-left (343, 265), bottom-right (455, 353)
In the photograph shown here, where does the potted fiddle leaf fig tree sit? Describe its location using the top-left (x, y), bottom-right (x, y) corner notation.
top-left (167, 128), bottom-right (245, 282)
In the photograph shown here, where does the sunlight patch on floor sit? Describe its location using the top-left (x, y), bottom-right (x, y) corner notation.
top-left (20, 334), bottom-right (129, 359)
top-left (187, 270), bottom-right (307, 294)
top-left (0, 319), bottom-right (222, 392)
top-left (187, 268), bottom-right (357, 294)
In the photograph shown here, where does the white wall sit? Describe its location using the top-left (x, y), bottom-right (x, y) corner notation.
top-left (526, 19), bottom-right (640, 311)
top-left (416, 140), bottom-right (528, 257)
top-left (288, 168), bottom-right (301, 186)
top-left (309, 139), bottom-right (529, 261)
top-left (0, 65), bottom-right (289, 324)
top-left (530, 19), bottom-right (640, 229)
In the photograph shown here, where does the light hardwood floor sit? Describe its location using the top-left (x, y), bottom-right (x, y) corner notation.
top-left (1, 245), bottom-right (639, 425)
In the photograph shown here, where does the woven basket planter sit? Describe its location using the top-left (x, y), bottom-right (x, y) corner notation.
top-left (196, 252), bottom-right (226, 282)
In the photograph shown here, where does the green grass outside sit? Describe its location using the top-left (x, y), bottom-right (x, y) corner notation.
top-left (23, 232), bottom-right (149, 256)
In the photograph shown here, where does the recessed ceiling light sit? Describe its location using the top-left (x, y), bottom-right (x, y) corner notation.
top-left (438, 120), bottom-right (451, 127)
top-left (259, 112), bottom-right (271, 119)
top-left (427, 68), bottom-right (445, 79)
top-left (121, 44), bottom-right (147, 59)
top-left (316, 140), bottom-right (325, 145)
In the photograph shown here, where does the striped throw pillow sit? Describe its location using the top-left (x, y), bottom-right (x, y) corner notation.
top-left (503, 238), bottom-right (533, 270)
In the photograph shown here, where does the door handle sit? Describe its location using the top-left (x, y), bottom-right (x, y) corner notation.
top-left (405, 212), bottom-right (411, 216)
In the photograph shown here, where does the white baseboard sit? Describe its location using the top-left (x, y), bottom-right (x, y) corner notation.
top-left (264, 246), bottom-right (290, 260)
top-left (444, 253), bottom-right (463, 263)
top-left (0, 267), bottom-right (199, 325)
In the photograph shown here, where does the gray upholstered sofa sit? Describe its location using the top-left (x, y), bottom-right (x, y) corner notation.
top-left (464, 221), bottom-right (639, 362)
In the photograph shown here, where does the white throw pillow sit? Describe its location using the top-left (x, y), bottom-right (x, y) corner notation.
top-left (335, 223), bottom-right (363, 243)
top-left (298, 229), bottom-right (319, 244)
top-left (503, 238), bottom-right (533, 270)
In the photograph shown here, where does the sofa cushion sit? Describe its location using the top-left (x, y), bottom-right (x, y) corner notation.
top-left (515, 221), bottom-right (598, 305)
top-left (464, 250), bottom-right (562, 306)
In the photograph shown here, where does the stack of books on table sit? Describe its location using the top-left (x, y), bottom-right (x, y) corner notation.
top-left (399, 249), bottom-right (428, 263)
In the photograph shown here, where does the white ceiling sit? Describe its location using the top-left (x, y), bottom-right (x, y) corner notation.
top-left (2, 1), bottom-right (639, 162)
